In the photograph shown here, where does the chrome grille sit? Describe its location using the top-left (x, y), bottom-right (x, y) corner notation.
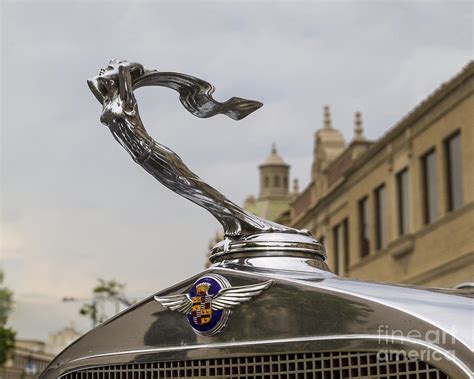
top-left (61, 351), bottom-right (448, 378)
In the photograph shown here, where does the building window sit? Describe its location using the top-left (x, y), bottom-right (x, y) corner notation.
top-left (343, 219), bottom-right (349, 271)
top-left (358, 196), bottom-right (370, 257)
top-left (421, 149), bottom-right (438, 224)
top-left (374, 184), bottom-right (387, 250)
top-left (332, 225), bottom-right (340, 275)
top-left (396, 168), bottom-right (410, 236)
top-left (444, 131), bottom-right (463, 211)
top-left (333, 219), bottom-right (349, 274)
top-left (264, 176), bottom-right (269, 188)
top-left (283, 176), bottom-right (288, 189)
top-left (274, 175), bottom-right (280, 187)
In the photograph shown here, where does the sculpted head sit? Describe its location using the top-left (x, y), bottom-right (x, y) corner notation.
top-left (87, 59), bottom-right (144, 104)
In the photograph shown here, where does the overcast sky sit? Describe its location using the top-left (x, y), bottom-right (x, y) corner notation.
top-left (1, 1), bottom-right (472, 340)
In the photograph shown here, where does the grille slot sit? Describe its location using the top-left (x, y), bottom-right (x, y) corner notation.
top-left (61, 351), bottom-right (448, 379)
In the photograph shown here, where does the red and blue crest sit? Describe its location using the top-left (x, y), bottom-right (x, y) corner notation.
top-left (186, 275), bottom-right (229, 335)
top-left (191, 283), bottom-right (212, 325)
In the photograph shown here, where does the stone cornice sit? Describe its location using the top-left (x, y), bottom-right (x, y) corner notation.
top-left (342, 62), bottom-right (474, 183)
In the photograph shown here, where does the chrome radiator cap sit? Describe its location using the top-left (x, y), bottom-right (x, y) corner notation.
top-left (210, 232), bottom-right (327, 263)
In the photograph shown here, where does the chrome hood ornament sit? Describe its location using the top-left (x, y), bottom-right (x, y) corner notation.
top-left (88, 59), bottom-right (325, 262)
top-left (155, 274), bottom-right (272, 336)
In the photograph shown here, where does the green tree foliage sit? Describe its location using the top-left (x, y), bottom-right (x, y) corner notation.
top-left (79, 303), bottom-right (99, 326)
top-left (0, 271), bottom-right (15, 365)
top-left (0, 328), bottom-right (15, 365)
top-left (79, 279), bottom-right (131, 327)
top-left (93, 279), bottom-right (124, 299)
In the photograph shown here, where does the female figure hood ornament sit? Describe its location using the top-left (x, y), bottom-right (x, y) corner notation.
top-left (88, 59), bottom-right (325, 262)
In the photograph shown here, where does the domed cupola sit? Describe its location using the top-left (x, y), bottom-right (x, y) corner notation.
top-left (259, 143), bottom-right (290, 199)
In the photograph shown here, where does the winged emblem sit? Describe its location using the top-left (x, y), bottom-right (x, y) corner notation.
top-left (154, 274), bottom-right (272, 336)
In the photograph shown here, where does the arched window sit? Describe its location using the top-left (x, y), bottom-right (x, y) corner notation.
top-left (264, 176), bottom-right (269, 187)
top-left (274, 175), bottom-right (280, 187)
top-left (283, 176), bottom-right (288, 189)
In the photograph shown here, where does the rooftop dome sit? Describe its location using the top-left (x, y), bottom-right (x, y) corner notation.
top-left (260, 143), bottom-right (289, 167)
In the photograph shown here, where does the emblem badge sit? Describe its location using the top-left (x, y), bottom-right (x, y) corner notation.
top-left (154, 274), bottom-right (272, 336)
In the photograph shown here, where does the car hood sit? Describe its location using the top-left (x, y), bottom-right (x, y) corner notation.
top-left (41, 262), bottom-right (473, 379)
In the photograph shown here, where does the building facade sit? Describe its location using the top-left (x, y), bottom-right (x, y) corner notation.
top-left (280, 61), bottom-right (473, 287)
top-left (0, 340), bottom-right (55, 379)
top-left (0, 327), bottom-right (81, 379)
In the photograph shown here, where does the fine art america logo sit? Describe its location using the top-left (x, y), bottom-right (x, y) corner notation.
top-left (155, 274), bottom-right (272, 336)
top-left (376, 324), bottom-right (458, 362)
